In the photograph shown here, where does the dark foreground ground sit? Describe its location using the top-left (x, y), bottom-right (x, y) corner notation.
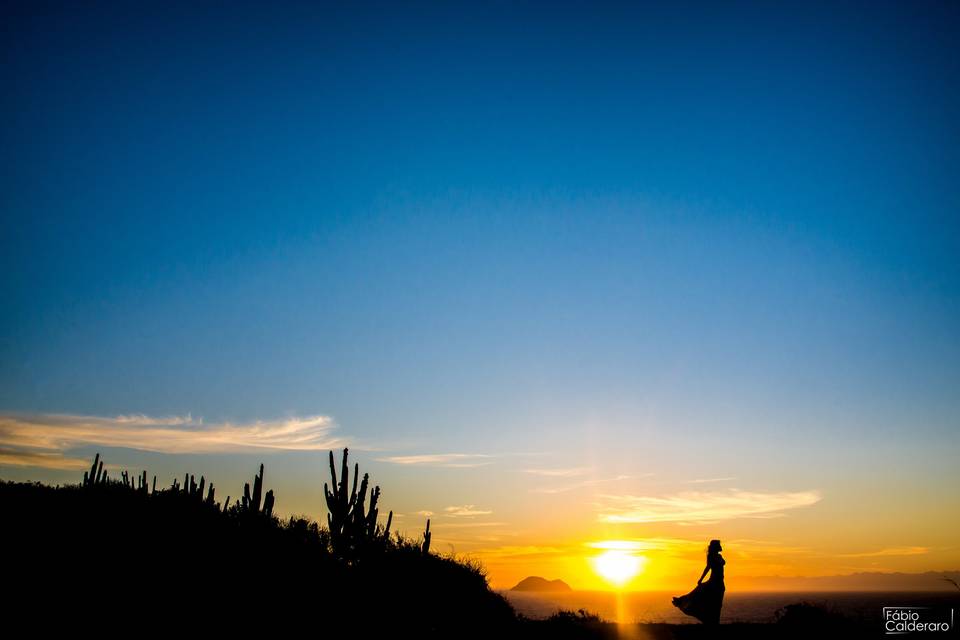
top-left (519, 609), bottom-right (894, 639)
top-left (1, 467), bottom-right (938, 638)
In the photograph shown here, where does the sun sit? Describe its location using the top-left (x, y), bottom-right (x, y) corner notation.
top-left (591, 549), bottom-right (645, 587)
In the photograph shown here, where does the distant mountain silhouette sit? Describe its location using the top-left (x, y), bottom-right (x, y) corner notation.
top-left (738, 570), bottom-right (960, 591)
top-left (511, 576), bottom-right (573, 592)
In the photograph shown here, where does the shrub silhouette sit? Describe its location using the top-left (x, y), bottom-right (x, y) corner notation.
top-left (519, 609), bottom-right (618, 640)
top-left (774, 601), bottom-right (851, 630)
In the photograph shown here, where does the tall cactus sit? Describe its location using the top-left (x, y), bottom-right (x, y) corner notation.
top-left (83, 453), bottom-right (105, 487)
top-left (263, 489), bottom-right (275, 518)
top-left (382, 510), bottom-right (393, 541)
top-left (324, 449), bottom-right (352, 537)
top-left (324, 448), bottom-right (392, 559)
top-left (422, 519), bottom-right (431, 555)
top-left (239, 464), bottom-right (274, 518)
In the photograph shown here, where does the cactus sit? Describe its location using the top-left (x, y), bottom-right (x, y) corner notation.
top-left (382, 510), bottom-right (393, 541)
top-left (422, 519), bottom-right (431, 556)
top-left (263, 490), bottom-right (275, 518)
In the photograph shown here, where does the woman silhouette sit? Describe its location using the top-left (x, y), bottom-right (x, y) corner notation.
top-left (672, 539), bottom-right (725, 624)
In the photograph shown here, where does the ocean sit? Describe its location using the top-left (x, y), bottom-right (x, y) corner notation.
top-left (500, 590), bottom-right (960, 625)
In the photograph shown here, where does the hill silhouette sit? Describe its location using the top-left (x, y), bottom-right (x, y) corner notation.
top-left (512, 576), bottom-right (573, 592)
top-left (0, 449), bottom-right (898, 638)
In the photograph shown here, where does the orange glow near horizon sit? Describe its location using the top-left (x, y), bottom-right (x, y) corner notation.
top-left (465, 528), bottom-right (960, 593)
top-left (2, 420), bottom-right (958, 595)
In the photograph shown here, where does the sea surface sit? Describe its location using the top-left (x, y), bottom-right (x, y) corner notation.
top-left (501, 590), bottom-right (959, 625)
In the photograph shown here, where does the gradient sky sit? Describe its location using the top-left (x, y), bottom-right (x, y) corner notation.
top-left (2, 1), bottom-right (959, 590)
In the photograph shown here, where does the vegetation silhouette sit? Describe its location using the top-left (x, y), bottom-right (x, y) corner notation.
top-left (773, 601), bottom-right (853, 630)
top-left (4, 448), bottom-right (515, 636)
top-left (0, 450), bottom-right (889, 637)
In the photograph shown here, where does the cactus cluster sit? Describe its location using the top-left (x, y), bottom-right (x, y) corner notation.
top-left (83, 453), bottom-right (107, 486)
top-left (241, 463), bottom-right (274, 517)
top-left (171, 472), bottom-right (217, 505)
top-left (80, 451), bottom-right (435, 558)
top-left (119, 469), bottom-right (152, 495)
top-left (324, 448), bottom-right (393, 558)
top-left (80, 453), bottom-right (268, 517)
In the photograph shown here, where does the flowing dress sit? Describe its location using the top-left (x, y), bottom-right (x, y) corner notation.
top-left (672, 553), bottom-right (725, 624)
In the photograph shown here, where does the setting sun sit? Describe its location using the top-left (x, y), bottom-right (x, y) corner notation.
top-left (590, 543), bottom-right (647, 587)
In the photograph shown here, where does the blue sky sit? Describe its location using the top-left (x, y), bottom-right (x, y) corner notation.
top-left (1, 1), bottom-right (959, 584)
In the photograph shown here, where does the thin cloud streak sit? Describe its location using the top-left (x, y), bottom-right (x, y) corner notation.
top-left (0, 413), bottom-right (347, 469)
top-left (0, 447), bottom-right (91, 471)
top-left (584, 538), bottom-right (703, 552)
top-left (444, 504), bottom-right (493, 517)
top-left (375, 453), bottom-right (492, 468)
top-left (522, 467), bottom-right (591, 478)
top-left (838, 546), bottom-right (930, 558)
top-left (467, 545), bottom-right (569, 560)
top-left (597, 489), bottom-right (822, 524)
top-left (532, 474), bottom-right (635, 494)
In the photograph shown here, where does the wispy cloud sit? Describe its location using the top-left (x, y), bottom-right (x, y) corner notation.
top-left (416, 510), bottom-right (435, 517)
top-left (0, 413), bottom-right (346, 469)
top-left (374, 453), bottom-right (492, 468)
top-left (688, 477), bottom-right (736, 484)
top-left (522, 466), bottom-right (591, 478)
top-left (0, 447), bottom-right (92, 471)
top-left (837, 546), bottom-right (930, 558)
top-left (584, 538), bottom-right (702, 552)
top-left (725, 538), bottom-right (813, 557)
top-left (597, 489), bottom-right (822, 524)
top-left (444, 504), bottom-right (493, 517)
top-left (532, 474), bottom-right (635, 494)
top-left (467, 544), bottom-right (570, 560)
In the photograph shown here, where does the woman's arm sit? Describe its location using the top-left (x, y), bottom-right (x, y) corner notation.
top-left (697, 565), bottom-right (710, 584)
